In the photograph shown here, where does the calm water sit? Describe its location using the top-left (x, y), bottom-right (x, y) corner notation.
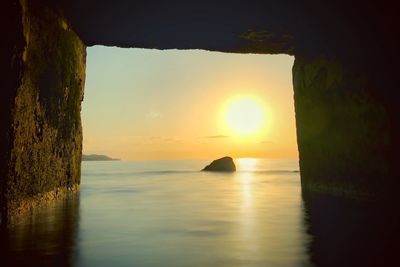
top-left (1, 159), bottom-right (395, 266)
top-left (77, 159), bottom-right (308, 267)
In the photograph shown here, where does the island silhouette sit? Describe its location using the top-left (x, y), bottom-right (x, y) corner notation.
top-left (202, 156), bottom-right (236, 172)
top-left (82, 154), bottom-right (120, 161)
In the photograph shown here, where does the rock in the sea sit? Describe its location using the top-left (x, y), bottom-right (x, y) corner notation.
top-left (202, 157), bottom-right (236, 172)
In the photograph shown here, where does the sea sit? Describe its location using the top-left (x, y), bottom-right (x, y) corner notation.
top-left (2, 158), bottom-right (390, 267)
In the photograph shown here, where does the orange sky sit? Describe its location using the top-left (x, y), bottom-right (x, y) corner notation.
top-left (82, 47), bottom-right (297, 160)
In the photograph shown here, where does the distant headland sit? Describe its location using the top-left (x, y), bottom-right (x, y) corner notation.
top-left (82, 154), bottom-right (120, 161)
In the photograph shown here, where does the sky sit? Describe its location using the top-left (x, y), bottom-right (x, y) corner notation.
top-left (82, 47), bottom-right (297, 160)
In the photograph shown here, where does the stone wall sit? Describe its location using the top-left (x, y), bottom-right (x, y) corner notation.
top-left (293, 55), bottom-right (398, 200)
top-left (1, 0), bottom-right (86, 222)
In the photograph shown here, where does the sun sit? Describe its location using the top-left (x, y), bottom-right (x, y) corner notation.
top-left (224, 96), bottom-right (266, 136)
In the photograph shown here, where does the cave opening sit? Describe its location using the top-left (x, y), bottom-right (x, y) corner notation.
top-left (75, 47), bottom-right (309, 266)
top-left (82, 46), bottom-right (297, 162)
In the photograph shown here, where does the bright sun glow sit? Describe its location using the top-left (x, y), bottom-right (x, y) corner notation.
top-left (224, 97), bottom-right (266, 136)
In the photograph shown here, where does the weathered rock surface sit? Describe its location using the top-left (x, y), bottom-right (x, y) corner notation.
top-left (202, 157), bottom-right (236, 172)
top-left (293, 55), bottom-right (397, 199)
top-left (1, 0), bottom-right (86, 222)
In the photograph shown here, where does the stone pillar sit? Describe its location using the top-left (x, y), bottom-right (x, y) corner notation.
top-left (293, 55), bottom-right (397, 200)
top-left (0, 0), bottom-right (86, 223)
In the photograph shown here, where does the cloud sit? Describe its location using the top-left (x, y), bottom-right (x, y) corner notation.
top-left (163, 137), bottom-right (182, 142)
top-left (146, 111), bottom-right (163, 119)
top-left (202, 135), bottom-right (229, 139)
top-left (147, 136), bottom-right (182, 143)
top-left (148, 136), bottom-right (162, 140)
top-left (259, 140), bottom-right (274, 144)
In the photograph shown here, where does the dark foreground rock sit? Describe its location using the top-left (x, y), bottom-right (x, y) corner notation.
top-left (202, 157), bottom-right (236, 172)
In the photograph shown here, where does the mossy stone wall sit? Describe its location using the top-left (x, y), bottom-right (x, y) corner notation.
top-left (293, 56), bottom-right (395, 199)
top-left (1, 0), bottom-right (86, 220)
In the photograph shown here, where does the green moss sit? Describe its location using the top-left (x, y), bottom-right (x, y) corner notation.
top-left (4, 0), bottom-right (85, 210)
top-left (25, 4), bottom-right (85, 141)
top-left (238, 30), bottom-right (294, 54)
top-left (293, 56), bottom-right (392, 200)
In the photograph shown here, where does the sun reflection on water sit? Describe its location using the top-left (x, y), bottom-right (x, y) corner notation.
top-left (235, 158), bottom-right (260, 258)
top-left (236, 158), bottom-right (258, 210)
top-left (236, 158), bottom-right (258, 172)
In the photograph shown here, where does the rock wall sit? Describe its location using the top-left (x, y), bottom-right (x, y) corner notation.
top-left (293, 55), bottom-right (398, 200)
top-left (0, 0), bottom-right (86, 222)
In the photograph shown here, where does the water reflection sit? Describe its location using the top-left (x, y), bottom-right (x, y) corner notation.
top-left (236, 158), bottom-right (258, 210)
top-left (236, 158), bottom-right (258, 261)
top-left (76, 159), bottom-right (308, 266)
top-left (1, 160), bottom-right (397, 267)
top-left (302, 191), bottom-right (398, 267)
top-left (0, 192), bottom-right (80, 267)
